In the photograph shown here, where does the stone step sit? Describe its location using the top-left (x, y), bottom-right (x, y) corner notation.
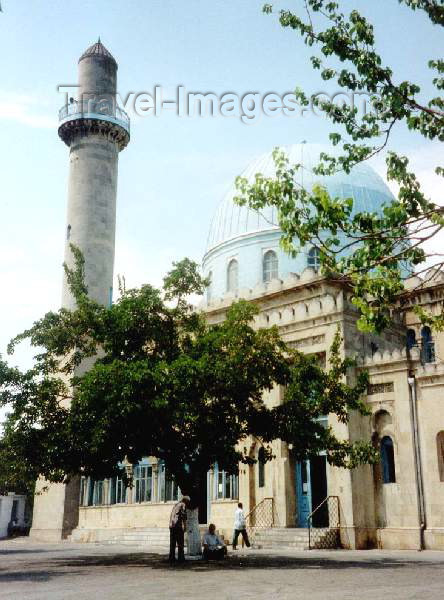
top-left (253, 533), bottom-right (309, 540)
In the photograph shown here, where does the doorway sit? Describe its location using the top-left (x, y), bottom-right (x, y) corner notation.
top-left (296, 457), bottom-right (328, 527)
top-left (197, 477), bottom-right (207, 524)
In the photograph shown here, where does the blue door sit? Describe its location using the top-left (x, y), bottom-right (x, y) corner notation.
top-left (296, 460), bottom-right (312, 527)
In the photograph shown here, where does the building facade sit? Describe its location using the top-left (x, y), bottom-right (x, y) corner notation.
top-left (30, 43), bottom-right (444, 550)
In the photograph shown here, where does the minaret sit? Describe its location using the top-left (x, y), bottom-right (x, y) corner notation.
top-left (59, 39), bottom-right (130, 310)
top-left (29, 41), bottom-right (130, 542)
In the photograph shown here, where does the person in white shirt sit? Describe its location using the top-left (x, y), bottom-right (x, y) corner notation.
top-left (202, 523), bottom-right (227, 560)
top-left (232, 502), bottom-right (250, 550)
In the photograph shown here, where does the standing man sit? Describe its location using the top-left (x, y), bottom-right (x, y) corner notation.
top-left (169, 495), bottom-right (190, 563)
top-left (232, 502), bottom-right (250, 550)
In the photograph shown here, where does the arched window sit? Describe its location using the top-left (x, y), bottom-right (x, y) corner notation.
top-left (380, 436), bottom-right (396, 483)
top-left (421, 326), bottom-right (435, 363)
top-left (406, 329), bottom-right (417, 350)
top-left (307, 247), bottom-right (321, 270)
top-left (258, 447), bottom-right (266, 488)
top-left (437, 431), bottom-right (444, 482)
top-left (374, 409), bottom-right (392, 432)
top-left (206, 271), bottom-right (213, 302)
top-left (227, 259), bottom-right (238, 293)
top-left (263, 250), bottom-right (278, 282)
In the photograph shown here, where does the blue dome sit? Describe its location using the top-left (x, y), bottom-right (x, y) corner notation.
top-left (203, 144), bottom-right (395, 300)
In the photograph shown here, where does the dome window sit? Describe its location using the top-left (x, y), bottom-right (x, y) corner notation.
top-left (307, 247), bottom-right (321, 271)
top-left (263, 250), bottom-right (278, 283)
top-left (227, 259), bottom-right (238, 293)
top-left (207, 271), bottom-right (213, 302)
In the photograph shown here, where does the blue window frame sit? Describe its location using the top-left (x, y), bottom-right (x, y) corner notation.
top-left (421, 326), bottom-right (435, 363)
top-left (307, 247), bottom-right (321, 270)
top-left (134, 463), bottom-right (153, 503)
top-left (380, 436), bottom-right (396, 483)
top-left (406, 329), bottom-right (417, 350)
top-left (263, 250), bottom-right (278, 282)
top-left (213, 463), bottom-right (239, 500)
top-left (159, 462), bottom-right (180, 502)
top-left (109, 473), bottom-right (127, 504)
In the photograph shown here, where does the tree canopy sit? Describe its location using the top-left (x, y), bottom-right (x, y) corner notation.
top-left (236, 0), bottom-right (444, 333)
top-left (0, 249), bottom-right (375, 503)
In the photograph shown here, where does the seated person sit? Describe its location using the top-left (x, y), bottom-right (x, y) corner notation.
top-left (202, 523), bottom-right (227, 560)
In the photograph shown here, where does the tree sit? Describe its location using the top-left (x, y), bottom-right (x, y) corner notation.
top-left (0, 248), bottom-right (375, 536)
top-left (236, 0), bottom-right (444, 333)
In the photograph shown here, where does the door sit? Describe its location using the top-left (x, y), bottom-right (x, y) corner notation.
top-left (310, 456), bottom-right (328, 527)
top-left (296, 460), bottom-right (312, 527)
top-left (197, 477), bottom-right (207, 524)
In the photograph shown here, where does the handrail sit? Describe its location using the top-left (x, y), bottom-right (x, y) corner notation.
top-left (58, 100), bottom-right (130, 134)
top-left (307, 494), bottom-right (335, 522)
top-left (245, 497), bottom-right (275, 544)
top-left (307, 495), bottom-right (340, 550)
top-left (245, 497), bottom-right (274, 526)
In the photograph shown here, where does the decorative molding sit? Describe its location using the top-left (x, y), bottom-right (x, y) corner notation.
top-left (59, 118), bottom-right (130, 150)
top-left (287, 334), bottom-right (325, 349)
top-left (367, 382), bottom-right (394, 395)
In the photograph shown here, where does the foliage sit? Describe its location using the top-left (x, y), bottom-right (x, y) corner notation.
top-left (0, 249), bottom-right (376, 504)
top-left (236, 0), bottom-right (444, 332)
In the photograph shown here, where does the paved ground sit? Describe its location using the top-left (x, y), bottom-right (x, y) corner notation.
top-left (1, 538), bottom-right (443, 600)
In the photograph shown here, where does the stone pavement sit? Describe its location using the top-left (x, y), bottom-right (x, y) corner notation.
top-left (1, 538), bottom-right (443, 600)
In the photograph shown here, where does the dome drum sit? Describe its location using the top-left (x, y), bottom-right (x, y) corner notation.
top-left (203, 144), bottom-right (396, 300)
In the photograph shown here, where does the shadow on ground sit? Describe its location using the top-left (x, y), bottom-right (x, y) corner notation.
top-left (47, 552), bottom-right (444, 572)
top-left (1, 550), bottom-right (443, 584)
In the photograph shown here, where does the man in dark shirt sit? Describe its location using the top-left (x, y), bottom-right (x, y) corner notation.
top-left (169, 495), bottom-right (190, 563)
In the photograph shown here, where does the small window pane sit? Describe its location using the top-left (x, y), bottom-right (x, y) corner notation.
top-left (227, 259), bottom-right (238, 293)
top-left (381, 436), bottom-right (396, 483)
top-left (263, 250), bottom-right (278, 282)
top-left (307, 247), bottom-right (321, 270)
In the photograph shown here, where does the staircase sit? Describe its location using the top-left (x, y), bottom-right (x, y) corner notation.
top-left (105, 528), bottom-right (170, 550)
top-left (251, 527), bottom-right (309, 550)
top-left (250, 527), bottom-right (338, 550)
top-left (71, 525), bottom-right (228, 553)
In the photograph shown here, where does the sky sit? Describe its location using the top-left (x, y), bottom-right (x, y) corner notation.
top-left (0, 0), bottom-right (442, 410)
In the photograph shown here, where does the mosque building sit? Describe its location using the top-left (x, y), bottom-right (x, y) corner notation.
top-left (29, 42), bottom-right (444, 551)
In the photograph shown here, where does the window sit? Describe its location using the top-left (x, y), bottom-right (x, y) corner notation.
top-left (406, 329), bottom-right (417, 350)
top-left (437, 431), bottom-right (444, 482)
top-left (93, 480), bottom-right (105, 505)
top-left (207, 271), bottom-right (213, 303)
top-left (258, 447), bottom-right (266, 488)
top-left (134, 464), bottom-right (153, 503)
top-left (263, 250), bottom-right (278, 282)
top-left (307, 247), bottom-right (321, 270)
top-left (214, 465), bottom-right (239, 500)
top-left (67, 224), bottom-right (71, 240)
top-left (11, 500), bottom-right (18, 521)
top-left (79, 476), bottom-right (87, 506)
top-left (87, 478), bottom-right (94, 506)
top-left (421, 326), bottom-right (435, 363)
top-left (109, 473), bottom-right (127, 504)
top-left (380, 436), bottom-right (396, 483)
top-left (159, 463), bottom-right (180, 502)
top-left (227, 259), bottom-right (238, 293)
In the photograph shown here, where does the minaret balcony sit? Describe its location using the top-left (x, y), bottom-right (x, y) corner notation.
top-left (59, 100), bottom-right (130, 133)
top-left (58, 100), bottom-right (130, 150)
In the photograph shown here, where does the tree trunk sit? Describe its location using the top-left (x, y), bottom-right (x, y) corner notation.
top-left (186, 507), bottom-right (201, 556)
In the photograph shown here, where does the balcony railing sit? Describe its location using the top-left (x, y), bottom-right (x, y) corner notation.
top-left (58, 100), bottom-right (130, 134)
